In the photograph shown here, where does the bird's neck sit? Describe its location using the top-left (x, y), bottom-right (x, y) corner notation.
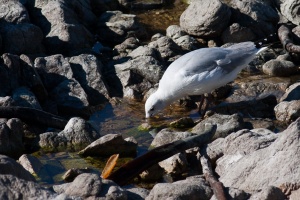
top-left (155, 89), bottom-right (181, 106)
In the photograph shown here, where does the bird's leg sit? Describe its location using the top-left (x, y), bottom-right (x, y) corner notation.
top-left (198, 93), bottom-right (212, 118)
top-left (197, 94), bottom-right (205, 114)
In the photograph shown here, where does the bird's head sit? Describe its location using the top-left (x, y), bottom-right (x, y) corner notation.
top-left (145, 92), bottom-right (167, 118)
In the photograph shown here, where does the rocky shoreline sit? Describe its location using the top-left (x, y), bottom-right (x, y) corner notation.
top-left (0, 0), bottom-right (300, 199)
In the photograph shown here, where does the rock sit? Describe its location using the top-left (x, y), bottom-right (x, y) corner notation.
top-left (0, 0), bottom-right (29, 23)
top-left (222, 23), bottom-right (256, 43)
top-left (12, 87), bottom-right (42, 109)
top-left (39, 117), bottom-right (100, 152)
top-left (262, 59), bottom-right (299, 77)
top-left (215, 118), bottom-right (300, 192)
top-left (249, 186), bottom-right (286, 200)
top-left (18, 154), bottom-right (43, 175)
top-left (78, 133), bottom-right (137, 157)
top-left (201, 137), bottom-right (225, 163)
top-left (113, 37), bottom-right (140, 58)
top-left (210, 187), bottom-right (250, 200)
top-left (169, 117), bottom-right (195, 129)
top-left (146, 175), bottom-right (212, 200)
top-left (175, 35), bottom-right (203, 51)
top-left (280, 82), bottom-right (300, 102)
top-left (166, 25), bottom-right (187, 40)
top-left (0, 154), bottom-right (35, 181)
top-left (280, 0), bottom-right (300, 26)
top-left (151, 129), bottom-right (195, 147)
top-left (98, 10), bottom-right (147, 45)
top-left (68, 54), bottom-right (110, 105)
top-left (229, 0), bottom-right (279, 38)
top-left (0, 119), bottom-right (24, 158)
top-left (139, 164), bottom-right (164, 182)
top-left (0, 96), bottom-right (14, 107)
top-left (0, 23), bottom-right (44, 55)
top-left (158, 152), bottom-right (188, 175)
top-left (274, 100), bottom-right (300, 122)
top-left (0, 174), bottom-right (57, 199)
top-left (290, 188), bottom-right (300, 200)
top-left (180, 0), bottom-right (231, 37)
top-left (62, 167), bottom-right (92, 182)
top-left (126, 187), bottom-right (150, 200)
top-left (148, 36), bottom-right (183, 61)
top-left (192, 113), bottom-right (244, 139)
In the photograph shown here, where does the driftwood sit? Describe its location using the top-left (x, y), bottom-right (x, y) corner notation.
top-left (278, 24), bottom-right (300, 53)
top-left (107, 124), bottom-right (217, 186)
top-left (199, 154), bottom-right (227, 200)
top-left (0, 106), bottom-right (68, 129)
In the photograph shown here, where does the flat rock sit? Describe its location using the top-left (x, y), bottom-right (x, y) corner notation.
top-left (274, 100), bottom-right (300, 122)
top-left (180, 0), bottom-right (231, 37)
top-left (78, 133), bottom-right (137, 157)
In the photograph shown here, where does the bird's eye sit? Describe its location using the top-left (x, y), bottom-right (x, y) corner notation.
top-left (150, 106), bottom-right (154, 111)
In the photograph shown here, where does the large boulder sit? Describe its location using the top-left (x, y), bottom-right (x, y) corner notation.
top-left (180, 0), bottom-right (231, 37)
top-left (280, 0), bottom-right (300, 26)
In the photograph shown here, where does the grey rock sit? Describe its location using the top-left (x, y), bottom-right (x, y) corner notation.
top-left (201, 138), bottom-right (225, 163)
top-left (166, 25), bottom-right (187, 40)
top-left (216, 118), bottom-right (300, 192)
top-left (274, 100), bottom-right (300, 122)
top-left (210, 187), bottom-right (250, 200)
top-left (249, 186), bottom-right (286, 200)
top-left (151, 129), bottom-right (195, 147)
top-left (18, 154), bottom-right (43, 175)
top-left (262, 59), bottom-right (299, 77)
top-left (290, 188), bottom-right (300, 200)
top-left (151, 33), bottom-right (164, 41)
top-left (128, 46), bottom-right (161, 60)
top-left (174, 35), bottom-right (203, 51)
top-left (0, 154), bottom-right (35, 181)
top-left (180, 0), bottom-right (231, 37)
top-left (222, 23), bottom-right (256, 43)
top-left (159, 152), bottom-right (188, 175)
top-left (0, 96), bottom-right (14, 107)
top-left (280, 82), bottom-right (300, 102)
top-left (0, 174), bottom-right (57, 200)
top-left (0, 119), bottom-right (24, 158)
top-left (1, 53), bottom-right (21, 93)
top-left (98, 10), bottom-right (146, 45)
top-left (113, 37), bottom-right (140, 58)
top-left (139, 164), bottom-right (164, 182)
top-left (62, 168), bottom-right (92, 182)
top-left (12, 87), bottom-right (42, 109)
top-left (0, 0), bottom-right (29, 23)
top-left (146, 175), bottom-right (212, 200)
top-left (229, 0), bottom-right (279, 38)
top-left (79, 133), bottom-right (137, 157)
top-left (126, 187), bottom-right (150, 200)
top-left (68, 54), bottom-right (110, 105)
top-left (192, 113), bottom-right (244, 139)
top-left (280, 0), bottom-right (300, 26)
top-left (0, 23), bottom-right (44, 55)
top-left (39, 117), bottom-right (100, 152)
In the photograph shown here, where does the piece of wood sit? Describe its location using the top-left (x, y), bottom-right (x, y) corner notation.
top-left (101, 154), bottom-right (119, 179)
top-left (0, 106), bottom-right (68, 129)
top-left (278, 24), bottom-right (300, 53)
top-left (107, 124), bottom-right (217, 186)
top-left (200, 155), bottom-right (227, 200)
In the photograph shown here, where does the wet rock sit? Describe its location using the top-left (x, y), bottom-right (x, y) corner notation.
top-left (146, 175), bottom-right (212, 200)
top-left (98, 10), bottom-right (147, 45)
top-left (170, 117), bottom-right (195, 129)
top-left (78, 133), bottom-right (137, 157)
top-left (12, 87), bottom-right (42, 109)
top-left (18, 154), bottom-right (43, 175)
top-left (274, 100), bottom-right (300, 122)
top-left (229, 0), bottom-right (279, 38)
top-left (39, 117), bottom-right (100, 152)
top-left (0, 23), bottom-right (44, 55)
top-left (262, 59), bottom-right (298, 77)
top-left (0, 154), bottom-right (35, 181)
top-left (126, 187), bottom-right (150, 200)
top-left (249, 186), bottom-right (286, 200)
top-left (0, 118), bottom-right (24, 158)
top-left (0, 174), bottom-right (57, 199)
top-left (68, 54), bottom-right (110, 105)
top-left (62, 167), bottom-right (92, 182)
top-left (192, 113), bottom-right (244, 139)
top-left (148, 36), bottom-right (183, 61)
top-left (216, 118), bottom-right (300, 192)
top-left (280, 82), bottom-right (300, 102)
top-left (222, 23), bottom-right (256, 43)
top-left (180, 0), bottom-right (231, 38)
top-left (280, 0), bottom-right (300, 26)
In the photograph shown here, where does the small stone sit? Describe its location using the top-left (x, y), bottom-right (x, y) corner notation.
top-left (262, 59), bottom-right (299, 77)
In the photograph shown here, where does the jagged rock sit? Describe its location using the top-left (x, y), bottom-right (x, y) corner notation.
top-left (113, 37), bottom-right (140, 58)
top-left (159, 152), bottom-right (188, 175)
top-left (166, 25), bottom-right (187, 40)
top-left (0, 119), bottom-right (24, 158)
top-left (0, 154), bottom-right (35, 181)
top-left (180, 0), bottom-right (231, 37)
top-left (222, 23), bottom-right (256, 43)
top-left (280, 0), bottom-right (300, 26)
top-left (280, 82), bottom-right (300, 102)
top-left (78, 133), bottom-right (137, 157)
top-left (192, 113), bottom-right (244, 139)
top-left (274, 100), bottom-right (300, 122)
top-left (68, 54), bottom-right (110, 105)
top-left (146, 175), bottom-right (212, 200)
top-left (0, 174), bottom-right (58, 199)
top-left (18, 154), bottom-right (43, 175)
top-left (262, 59), bottom-right (299, 77)
top-left (215, 118), bottom-right (300, 192)
top-left (0, 0), bottom-right (29, 23)
top-left (0, 96), bottom-right (14, 107)
top-left (39, 117), bottom-right (100, 152)
top-left (98, 10), bottom-right (147, 45)
top-left (12, 87), bottom-right (42, 109)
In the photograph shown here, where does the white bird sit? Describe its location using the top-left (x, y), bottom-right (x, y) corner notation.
top-left (145, 41), bottom-right (269, 118)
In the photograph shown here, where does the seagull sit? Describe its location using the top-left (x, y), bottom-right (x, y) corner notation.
top-left (145, 41), bottom-right (270, 118)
